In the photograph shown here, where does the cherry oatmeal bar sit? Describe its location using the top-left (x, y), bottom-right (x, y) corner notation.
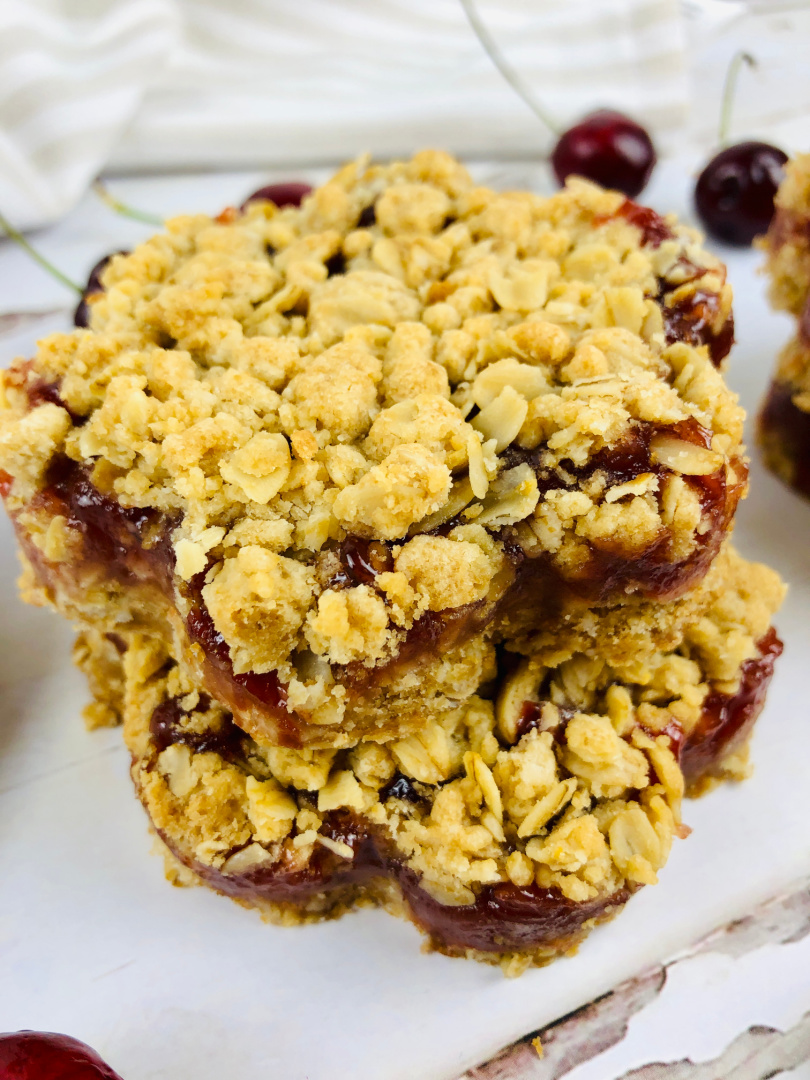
top-left (83, 545), bottom-right (780, 973)
top-left (1, 152), bottom-right (743, 748)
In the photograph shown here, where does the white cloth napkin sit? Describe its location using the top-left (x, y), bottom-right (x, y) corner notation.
top-left (0, 0), bottom-right (689, 230)
top-left (0, 0), bottom-right (178, 230)
top-left (2, 0), bottom-right (809, 233)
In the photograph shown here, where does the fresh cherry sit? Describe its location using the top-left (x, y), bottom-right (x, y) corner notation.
top-left (0, 1031), bottom-right (123, 1079)
top-left (551, 110), bottom-right (656, 197)
top-left (74, 252), bottom-right (129, 328)
top-left (240, 182), bottom-right (312, 212)
top-left (694, 141), bottom-right (787, 246)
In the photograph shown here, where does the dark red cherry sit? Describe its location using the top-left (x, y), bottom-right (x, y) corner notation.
top-left (0, 1031), bottom-right (123, 1079)
top-left (551, 110), bottom-right (656, 197)
top-left (74, 252), bottom-right (129, 328)
top-left (695, 141), bottom-right (787, 246)
top-left (240, 182), bottom-right (312, 212)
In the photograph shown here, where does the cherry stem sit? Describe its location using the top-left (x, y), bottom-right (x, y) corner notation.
top-left (0, 210), bottom-right (81, 294)
top-left (459, 0), bottom-right (560, 137)
top-left (719, 51), bottom-right (756, 148)
top-left (92, 180), bottom-right (163, 226)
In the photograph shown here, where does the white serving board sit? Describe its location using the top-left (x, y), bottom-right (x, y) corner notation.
top-left (0, 160), bottom-right (808, 1080)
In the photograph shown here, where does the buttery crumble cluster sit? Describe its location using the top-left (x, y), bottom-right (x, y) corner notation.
top-left (106, 544), bottom-right (781, 919)
top-left (0, 152), bottom-right (742, 692)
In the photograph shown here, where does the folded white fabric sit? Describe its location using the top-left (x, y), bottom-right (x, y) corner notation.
top-left (0, 0), bottom-right (178, 230)
top-left (0, 0), bottom-right (689, 230)
top-left (120, 0), bottom-right (690, 171)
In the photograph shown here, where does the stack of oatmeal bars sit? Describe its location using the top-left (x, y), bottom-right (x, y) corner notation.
top-left (0, 152), bottom-right (785, 971)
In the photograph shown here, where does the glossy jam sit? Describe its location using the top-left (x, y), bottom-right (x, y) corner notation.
top-left (599, 200), bottom-right (735, 367)
top-left (379, 774), bottom-right (424, 804)
top-left (680, 628), bottom-right (783, 786)
top-left (401, 876), bottom-right (631, 953)
top-left (614, 199), bottom-right (674, 247)
top-left (0, 1031), bottom-right (123, 1080)
top-left (759, 380), bottom-right (810, 499)
top-left (184, 585), bottom-right (294, 730)
top-left (662, 288), bottom-right (735, 368)
top-left (150, 695), bottom-right (245, 759)
top-left (514, 701), bottom-right (575, 743)
top-left (326, 536), bottom-right (393, 589)
top-left (3, 360), bottom-right (84, 425)
top-left (39, 457), bottom-right (174, 589)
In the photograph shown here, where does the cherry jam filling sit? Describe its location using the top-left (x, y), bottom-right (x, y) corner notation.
top-left (596, 200), bottom-right (734, 367)
top-left (183, 581), bottom-right (297, 742)
top-left (326, 536), bottom-right (393, 589)
top-left (662, 288), bottom-right (735, 369)
top-left (680, 628), bottom-right (782, 786)
top-left (759, 380), bottom-right (810, 499)
top-left (612, 199), bottom-right (674, 248)
top-left (379, 774), bottom-right (426, 805)
top-left (400, 875), bottom-right (631, 954)
top-left (36, 456), bottom-right (175, 589)
top-left (514, 702), bottom-right (576, 744)
top-left (4, 361), bottom-right (86, 425)
top-left (150, 694), bottom-right (245, 760)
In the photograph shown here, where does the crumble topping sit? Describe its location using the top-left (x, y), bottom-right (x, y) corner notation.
top-left (1, 152), bottom-right (741, 682)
